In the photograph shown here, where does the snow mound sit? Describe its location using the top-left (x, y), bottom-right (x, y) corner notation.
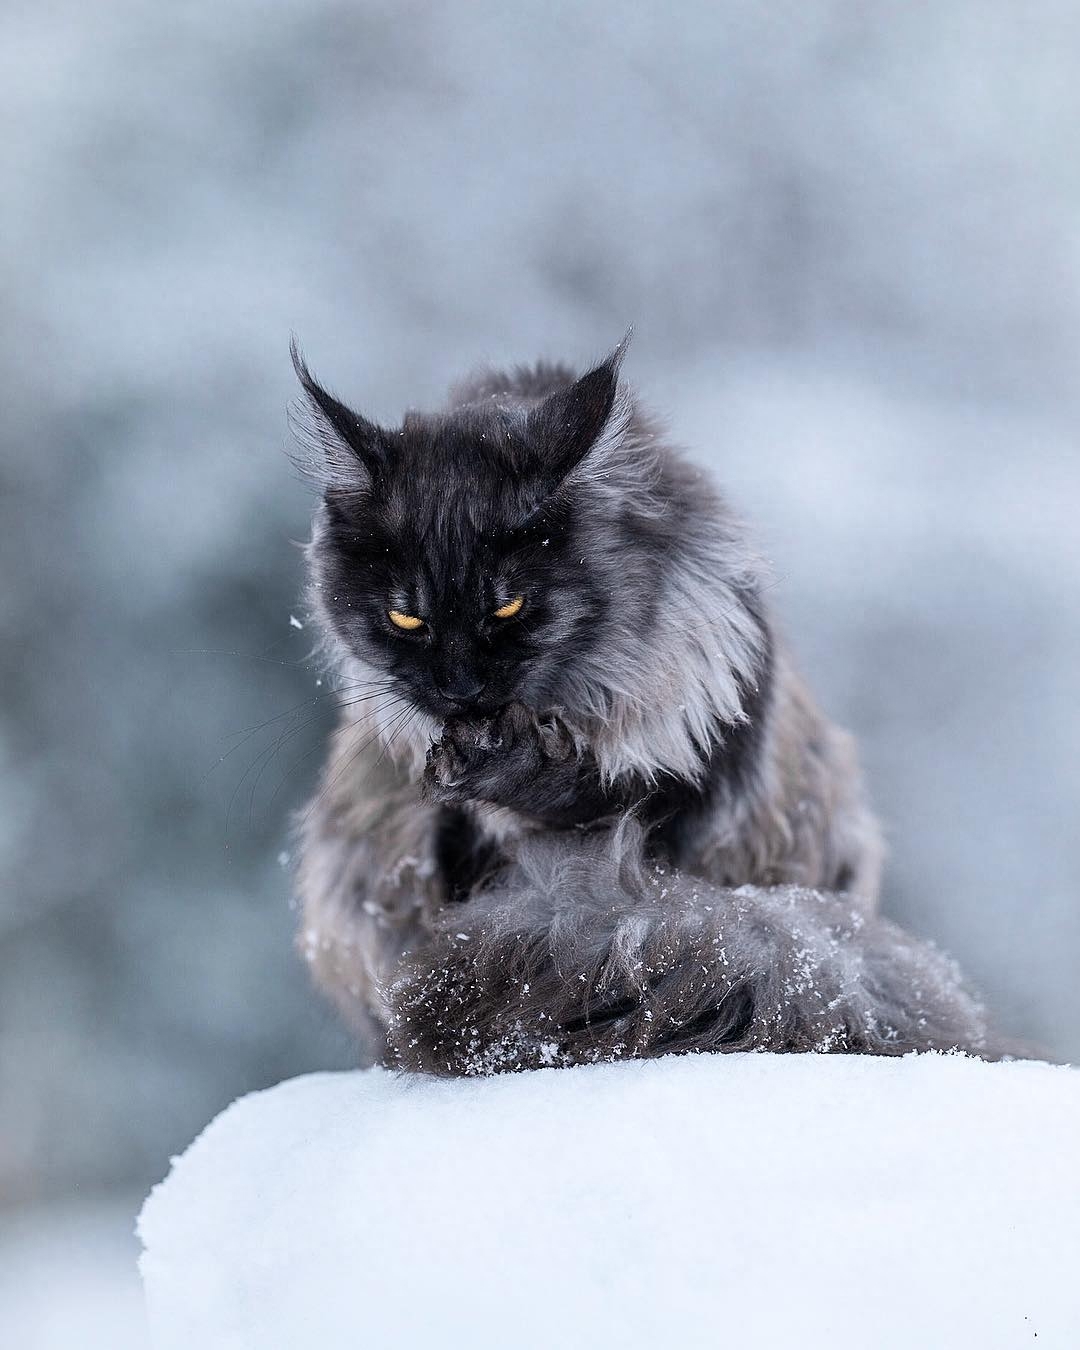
top-left (138, 1054), bottom-right (1079, 1350)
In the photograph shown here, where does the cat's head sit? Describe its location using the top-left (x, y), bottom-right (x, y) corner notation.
top-left (294, 337), bottom-right (647, 724)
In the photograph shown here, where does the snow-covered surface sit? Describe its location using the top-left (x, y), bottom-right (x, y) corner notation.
top-left (139, 1054), bottom-right (1080, 1349)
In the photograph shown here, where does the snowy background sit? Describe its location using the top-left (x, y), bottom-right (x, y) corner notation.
top-left (2, 1), bottom-right (1079, 1342)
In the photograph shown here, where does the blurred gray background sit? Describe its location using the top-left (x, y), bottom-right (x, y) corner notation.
top-left (2, 0), bottom-right (1079, 1340)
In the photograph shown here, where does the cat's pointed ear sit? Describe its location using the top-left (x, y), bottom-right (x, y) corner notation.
top-left (289, 338), bottom-right (389, 488)
top-left (527, 330), bottom-right (632, 483)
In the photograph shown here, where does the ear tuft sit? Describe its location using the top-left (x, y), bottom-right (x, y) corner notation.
top-left (288, 337), bottom-right (388, 488)
top-left (527, 330), bottom-right (633, 484)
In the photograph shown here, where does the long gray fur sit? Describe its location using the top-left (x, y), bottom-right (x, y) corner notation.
top-left (292, 341), bottom-right (993, 1072)
top-left (388, 822), bottom-right (989, 1074)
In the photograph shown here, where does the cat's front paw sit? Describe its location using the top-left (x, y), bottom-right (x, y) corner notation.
top-left (423, 712), bottom-right (503, 799)
top-left (423, 702), bottom-right (574, 809)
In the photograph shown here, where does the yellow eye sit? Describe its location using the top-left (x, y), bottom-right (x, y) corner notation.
top-left (493, 594), bottom-right (524, 620)
top-left (388, 609), bottom-right (424, 631)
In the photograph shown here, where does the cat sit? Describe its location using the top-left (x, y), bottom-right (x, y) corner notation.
top-left (290, 334), bottom-right (989, 1071)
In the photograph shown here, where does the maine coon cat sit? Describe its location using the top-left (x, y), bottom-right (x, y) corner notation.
top-left (290, 336), bottom-right (989, 1072)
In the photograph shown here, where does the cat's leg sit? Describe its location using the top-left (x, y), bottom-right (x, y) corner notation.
top-left (295, 736), bottom-right (447, 1060)
top-left (387, 825), bottom-right (991, 1075)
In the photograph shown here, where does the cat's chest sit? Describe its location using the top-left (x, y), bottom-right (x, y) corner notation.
top-left (466, 801), bottom-right (542, 846)
top-left (433, 802), bottom-right (539, 906)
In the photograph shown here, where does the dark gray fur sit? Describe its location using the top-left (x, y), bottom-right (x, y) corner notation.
top-left (291, 339), bottom-right (993, 1073)
top-left (389, 822), bottom-right (989, 1075)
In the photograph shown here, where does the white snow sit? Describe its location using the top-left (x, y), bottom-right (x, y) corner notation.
top-left (139, 1054), bottom-right (1080, 1349)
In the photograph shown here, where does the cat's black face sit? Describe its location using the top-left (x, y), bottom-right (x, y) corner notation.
top-left (300, 346), bottom-right (628, 721)
top-left (318, 424), bottom-right (607, 719)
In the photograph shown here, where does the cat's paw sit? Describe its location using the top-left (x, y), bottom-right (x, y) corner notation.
top-left (422, 702), bottom-right (575, 808)
top-left (423, 711), bottom-right (502, 798)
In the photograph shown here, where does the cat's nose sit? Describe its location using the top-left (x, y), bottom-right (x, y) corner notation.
top-left (436, 674), bottom-right (487, 706)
